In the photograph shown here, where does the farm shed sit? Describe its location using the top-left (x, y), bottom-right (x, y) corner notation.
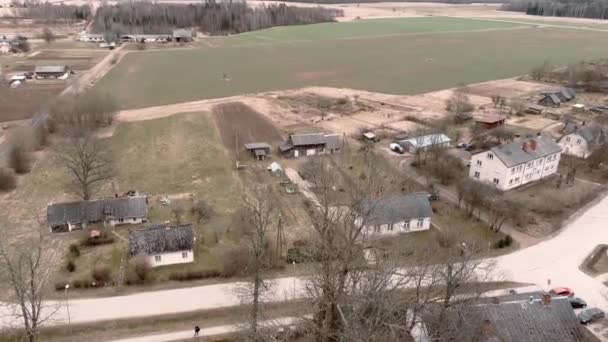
top-left (244, 142), bottom-right (271, 161)
top-left (280, 133), bottom-right (342, 158)
top-left (539, 88), bottom-right (576, 107)
top-left (47, 196), bottom-right (148, 233)
top-left (129, 223), bottom-right (194, 267)
top-left (526, 104), bottom-right (545, 114)
top-left (475, 114), bottom-right (506, 130)
top-left (34, 65), bottom-right (68, 79)
top-left (173, 29), bottom-right (193, 42)
top-left (399, 133), bottom-right (451, 154)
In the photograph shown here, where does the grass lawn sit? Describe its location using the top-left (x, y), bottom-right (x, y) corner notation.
top-left (95, 17), bottom-right (608, 109)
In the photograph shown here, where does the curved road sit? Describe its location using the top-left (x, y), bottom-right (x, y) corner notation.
top-left (1, 191), bottom-right (607, 330)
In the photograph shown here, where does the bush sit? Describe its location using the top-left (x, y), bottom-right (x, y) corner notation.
top-left (136, 42), bottom-right (146, 50)
top-left (494, 235), bottom-right (513, 249)
top-left (220, 245), bottom-right (250, 277)
top-left (132, 255), bottom-right (151, 282)
top-left (0, 168), bottom-right (17, 192)
top-left (69, 244), bottom-right (80, 258)
top-left (80, 234), bottom-right (115, 247)
top-left (91, 265), bottom-right (112, 284)
top-left (66, 260), bottom-right (76, 273)
top-left (8, 143), bottom-right (31, 174)
top-left (169, 269), bottom-right (222, 281)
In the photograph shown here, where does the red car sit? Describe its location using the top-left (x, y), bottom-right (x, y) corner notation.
top-left (550, 287), bottom-right (575, 297)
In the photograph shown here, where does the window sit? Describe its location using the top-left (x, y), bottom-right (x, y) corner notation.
top-left (182, 252), bottom-right (188, 259)
top-left (374, 226), bottom-right (380, 233)
top-left (527, 162), bottom-right (533, 168)
top-left (577, 139), bottom-right (582, 144)
top-left (154, 255), bottom-right (161, 262)
top-left (566, 137), bottom-right (571, 142)
top-left (537, 159), bottom-right (543, 165)
top-left (474, 171), bottom-right (480, 178)
top-left (493, 178), bottom-right (499, 184)
top-left (511, 168), bottom-right (515, 174)
top-left (403, 221), bottom-right (410, 230)
top-left (515, 177), bottom-right (520, 182)
top-left (417, 219), bottom-right (424, 228)
top-left (476, 160), bottom-right (482, 166)
top-left (509, 179), bottom-right (513, 185)
top-left (517, 165), bottom-right (523, 172)
top-left (387, 224), bottom-right (394, 231)
top-left (118, 218), bottom-right (124, 223)
top-left (487, 153), bottom-right (494, 159)
top-left (525, 173), bottom-right (531, 179)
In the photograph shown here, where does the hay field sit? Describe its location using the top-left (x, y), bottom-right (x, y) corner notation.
top-left (95, 17), bottom-right (608, 109)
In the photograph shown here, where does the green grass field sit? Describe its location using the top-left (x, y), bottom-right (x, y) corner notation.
top-left (96, 16), bottom-right (608, 109)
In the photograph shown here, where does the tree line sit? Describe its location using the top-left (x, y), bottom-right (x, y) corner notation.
top-left (2, 0), bottom-right (90, 21)
top-left (89, 1), bottom-right (343, 36)
top-left (266, 0), bottom-right (502, 4)
top-left (502, 0), bottom-right (608, 20)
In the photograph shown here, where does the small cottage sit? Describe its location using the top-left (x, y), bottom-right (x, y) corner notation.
top-left (244, 142), bottom-right (272, 161)
top-left (280, 133), bottom-right (342, 158)
top-left (172, 29), bottom-right (193, 42)
top-left (559, 122), bottom-right (607, 158)
top-left (360, 193), bottom-right (433, 236)
top-left (129, 224), bottom-right (194, 267)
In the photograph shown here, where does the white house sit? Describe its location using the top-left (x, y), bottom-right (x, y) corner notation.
top-left (129, 224), bottom-right (194, 267)
top-left (559, 122), bottom-right (606, 159)
top-left (400, 133), bottom-right (451, 154)
top-left (47, 196), bottom-right (148, 233)
top-left (360, 192), bottom-right (433, 236)
top-left (78, 32), bottom-right (105, 42)
top-left (468, 135), bottom-right (562, 191)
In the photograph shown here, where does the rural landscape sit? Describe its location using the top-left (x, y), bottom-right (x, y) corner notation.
top-left (2, 0), bottom-right (608, 341)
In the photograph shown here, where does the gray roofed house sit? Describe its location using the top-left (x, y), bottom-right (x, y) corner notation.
top-left (399, 133), bottom-right (451, 154)
top-left (539, 88), bottom-right (576, 107)
top-left (559, 122), bottom-right (607, 158)
top-left (490, 135), bottom-right (561, 168)
top-left (129, 224), bottom-right (194, 267)
top-left (47, 196), bottom-right (148, 233)
top-left (244, 142), bottom-right (272, 160)
top-left (437, 292), bottom-right (585, 342)
top-left (172, 29), bottom-right (193, 42)
top-left (570, 123), bottom-right (606, 150)
top-left (280, 133), bottom-right (342, 157)
top-left (360, 193), bottom-right (432, 235)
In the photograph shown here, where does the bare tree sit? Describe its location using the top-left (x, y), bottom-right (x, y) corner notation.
top-left (237, 186), bottom-right (276, 339)
top-left (41, 28), bottom-right (55, 43)
top-left (0, 227), bottom-right (60, 342)
top-left (55, 131), bottom-right (113, 200)
top-left (446, 85), bottom-right (474, 123)
top-left (190, 200), bottom-right (214, 224)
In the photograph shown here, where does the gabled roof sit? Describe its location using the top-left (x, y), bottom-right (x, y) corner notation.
top-left (361, 192), bottom-right (432, 226)
top-left (291, 133), bottom-right (326, 146)
top-left (401, 134), bottom-right (451, 148)
top-left (172, 29), bottom-right (192, 38)
top-left (488, 135), bottom-right (561, 168)
top-left (324, 134), bottom-right (342, 150)
top-left (47, 196), bottom-right (148, 227)
top-left (35, 65), bottom-right (67, 74)
top-left (540, 93), bottom-right (562, 105)
top-left (244, 142), bottom-right (271, 150)
top-left (443, 292), bottom-right (585, 342)
top-left (129, 224), bottom-right (194, 255)
top-left (475, 114), bottom-right (506, 124)
top-left (564, 122), bottom-right (607, 150)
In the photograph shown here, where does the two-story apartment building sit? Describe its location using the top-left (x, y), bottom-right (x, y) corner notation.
top-left (468, 136), bottom-right (562, 191)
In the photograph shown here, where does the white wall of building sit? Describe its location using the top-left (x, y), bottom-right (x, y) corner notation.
top-left (108, 217), bottom-right (145, 227)
top-left (559, 133), bottom-right (590, 158)
top-left (469, 150), bottom-right (561, 191)
top-left (146, 250), bottom-right (194, 267)
top-left (365, 217), bottom-right (431, 236)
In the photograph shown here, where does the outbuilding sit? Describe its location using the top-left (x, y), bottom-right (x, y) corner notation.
top-left (399, 133), bottom-right (451, 154)
top-left (173, 29), bottom-right (193, 42)
top-left (244, 142), bottom-right (272, 161)
top-left (34, 65), bottom-right (68, 79)
top-left (474, 114), bottom-right (506, 130)
top-left (129, 223), bottom-right (194, 267)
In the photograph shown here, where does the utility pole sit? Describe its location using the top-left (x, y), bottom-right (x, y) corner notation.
top-left (276, 214), bottom-right (285, 261)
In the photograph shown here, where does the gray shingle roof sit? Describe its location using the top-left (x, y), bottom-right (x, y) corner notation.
top-left (324, 134), bottom-right (342, 150)
top-left (361, 192), bottom-right (432, 226)
top-left (35, 65), bottom-right (67, 74)
top-left (445, 293), bottom-right (585, 342)
top-left (129, 224), bottom-right (194, 255)
top-left (291, 133), bottom-right (326, 146)
top-left (489, 135), bottom-right (561, 168)
top-left (569, 123), bottom-right (607, 150)
top-left (47, 196), bottom-right (148, 228)
top-left (244, 142), bottom-right (271, 150)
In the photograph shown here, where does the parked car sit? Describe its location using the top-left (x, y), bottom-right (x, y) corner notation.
top-left (578, 308), bottom-right (605, 325)
top-left (389, 143), bottom-right (404, 154)
top-left (464, 144), bottom-right (476, 152)
top-left (456, 142), bottom-right (467, 149)
top-left (550, 287), bottom-right (575, 297)
top-left (569, 297), bottom-right (587, 309)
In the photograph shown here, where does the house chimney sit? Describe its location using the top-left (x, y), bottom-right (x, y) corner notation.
top-left (542, 293), bottom-right (552, 307)
top-left (522, 141), bottom-right (528, 152)
top-left (530, 139), bottom-right (537, 151)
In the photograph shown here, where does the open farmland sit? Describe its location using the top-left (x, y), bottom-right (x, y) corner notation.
top-left (97, 16), bottom-right (608, 110)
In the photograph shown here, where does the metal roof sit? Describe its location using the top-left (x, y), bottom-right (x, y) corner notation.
top-left (47, 196), bottom-right (148, 228)
top-left (129, 224), bottom-right (193, 255)
top-left (443, 293), bottom-right (585, 342)
top-left (34, 65), bottom-right (67, 74)
top-left (324, 134), bottom-right (342, 150)
top-left (172, 29), bottom-right (192, 38)
top-left (401, 134), bottom-right (451, 148)
top-left (361, 192), bottom-right (432, 226)
top-left (290, 133), bottom-right (327, 146)
top-left (489, 135), bottom-right (562, 168)
top-left (563, 122), bottom-right (607, 150)
top-left (244, 142), bottom-right (271, 150)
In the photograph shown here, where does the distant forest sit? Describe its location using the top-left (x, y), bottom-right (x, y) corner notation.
top-left (90, 2), bottom-right (343, 35)
top-left (265, 0), bottom-right (503, 4)
top-left (502, 0), bottom-right (608, 19)
top-left (2, 1), bottom-right (90, 21)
